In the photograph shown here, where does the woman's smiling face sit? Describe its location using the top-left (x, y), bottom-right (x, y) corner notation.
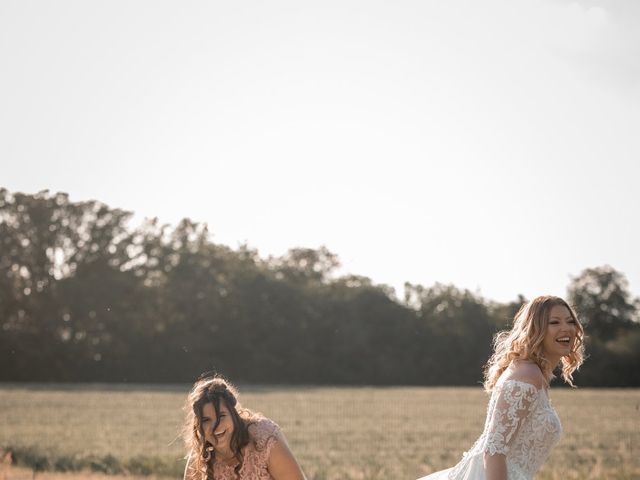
top-left (541, 304), bottom-right (577, 363)
top-left (201, 401), bottom-right (235, 455)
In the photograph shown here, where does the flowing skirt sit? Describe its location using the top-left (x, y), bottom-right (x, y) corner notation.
top-left (417, 467), bottom-right (454, 479)
top-left (417, 453), bottom-right (529, 480)
top-left (416, 452), bottom-right (486, 480)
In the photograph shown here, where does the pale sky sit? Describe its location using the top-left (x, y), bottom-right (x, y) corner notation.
top-left (1, 0), bottom-right (639, 302)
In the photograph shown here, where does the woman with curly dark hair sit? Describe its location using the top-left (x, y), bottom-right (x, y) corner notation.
top-left (182, 375), bottom-right (306, 480)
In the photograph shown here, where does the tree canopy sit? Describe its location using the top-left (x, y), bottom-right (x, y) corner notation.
top-left (1, 188), bottom-right (638, 386)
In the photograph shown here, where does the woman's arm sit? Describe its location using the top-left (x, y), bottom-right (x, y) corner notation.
top-left (267, 434), bottom-right (306, 480)
top-left (483, 452), bottom-right (507, 480)
top-left (482, 367), bottom-right (542, 480)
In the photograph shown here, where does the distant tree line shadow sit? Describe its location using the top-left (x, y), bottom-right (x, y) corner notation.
top-left (1, 188), bottom-right (638, 386)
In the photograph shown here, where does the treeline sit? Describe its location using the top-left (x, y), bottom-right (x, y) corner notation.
top-left (1, 189), bottom-right (639, 386)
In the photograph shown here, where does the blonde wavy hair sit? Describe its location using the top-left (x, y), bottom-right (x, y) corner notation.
top-left (483, 295), bottom-right (585, 392)
top-left (182, 374), bottom-right (259, 480)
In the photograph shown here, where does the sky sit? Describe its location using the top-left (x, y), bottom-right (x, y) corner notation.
top-left (1, 0), bottom-right (639, 302)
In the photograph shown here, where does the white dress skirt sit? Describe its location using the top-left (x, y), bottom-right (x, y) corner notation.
top-left (417, 376), bottom-right (562, 480)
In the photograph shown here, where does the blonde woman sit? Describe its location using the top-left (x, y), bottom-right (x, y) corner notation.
top-left (183, 374), bottom-right (306, 480)
top-left (418, 295), bottom-right (585, 480)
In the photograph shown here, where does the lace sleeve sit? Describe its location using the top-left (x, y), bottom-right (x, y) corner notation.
top-left (484, 379), bottom-right (540, 456)
top-left (248, 417), bottom-right (281, 462)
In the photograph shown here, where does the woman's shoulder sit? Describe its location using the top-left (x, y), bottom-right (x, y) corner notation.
top-left (247, 415), bottom-right (281, 451)
top-left (500, 360), bottom-right (546, 390)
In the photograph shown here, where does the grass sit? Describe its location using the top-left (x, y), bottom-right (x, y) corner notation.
top-left (0, 384), bottom-right (638, 479)
top-left (0, 465), bottom-right (166, 480)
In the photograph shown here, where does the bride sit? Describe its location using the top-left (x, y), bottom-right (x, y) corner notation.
top-left (418, 295), bottom-right (585, 480)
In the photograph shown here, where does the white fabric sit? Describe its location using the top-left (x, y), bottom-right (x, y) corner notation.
top-left (417, 378), bottom-right (562, 480)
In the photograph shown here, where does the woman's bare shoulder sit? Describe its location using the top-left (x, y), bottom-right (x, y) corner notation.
top-left (503, 361), bottom-right (545, 389)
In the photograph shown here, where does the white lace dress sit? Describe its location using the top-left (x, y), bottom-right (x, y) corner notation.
top-left (417, 378), bottom-right (562, 480)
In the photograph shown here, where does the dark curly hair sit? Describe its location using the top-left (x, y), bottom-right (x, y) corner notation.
top-left (183, 374), bottom-right (257, 480)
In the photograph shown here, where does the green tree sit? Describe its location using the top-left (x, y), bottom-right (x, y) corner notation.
top-left (567, 265), bottom-right (639, 341)
top-left (269, 246), bottom-right (340, 284)
top-left (405, 283), bottom-right (495, 384)
top-left (0, 189), bottom-right (137, 380)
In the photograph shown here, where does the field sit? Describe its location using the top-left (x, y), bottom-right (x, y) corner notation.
top-left (0, 385), bottom-right (638, 480)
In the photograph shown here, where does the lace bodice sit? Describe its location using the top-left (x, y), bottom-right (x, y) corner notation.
top-left (184, 417), bottom-right (281, 480)
top-left (451, 378), bottom-right (562, 480)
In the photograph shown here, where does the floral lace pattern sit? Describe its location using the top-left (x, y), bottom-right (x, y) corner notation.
top-left (484, 380), bottom-right (541, 456)
top-left (445, 379), bottom-right (562, 480)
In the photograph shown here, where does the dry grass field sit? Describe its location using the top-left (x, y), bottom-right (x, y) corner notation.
top-left (0, 384), bottom-right (638, 480)
top-left (0, 466), bottom-right (165, 480)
